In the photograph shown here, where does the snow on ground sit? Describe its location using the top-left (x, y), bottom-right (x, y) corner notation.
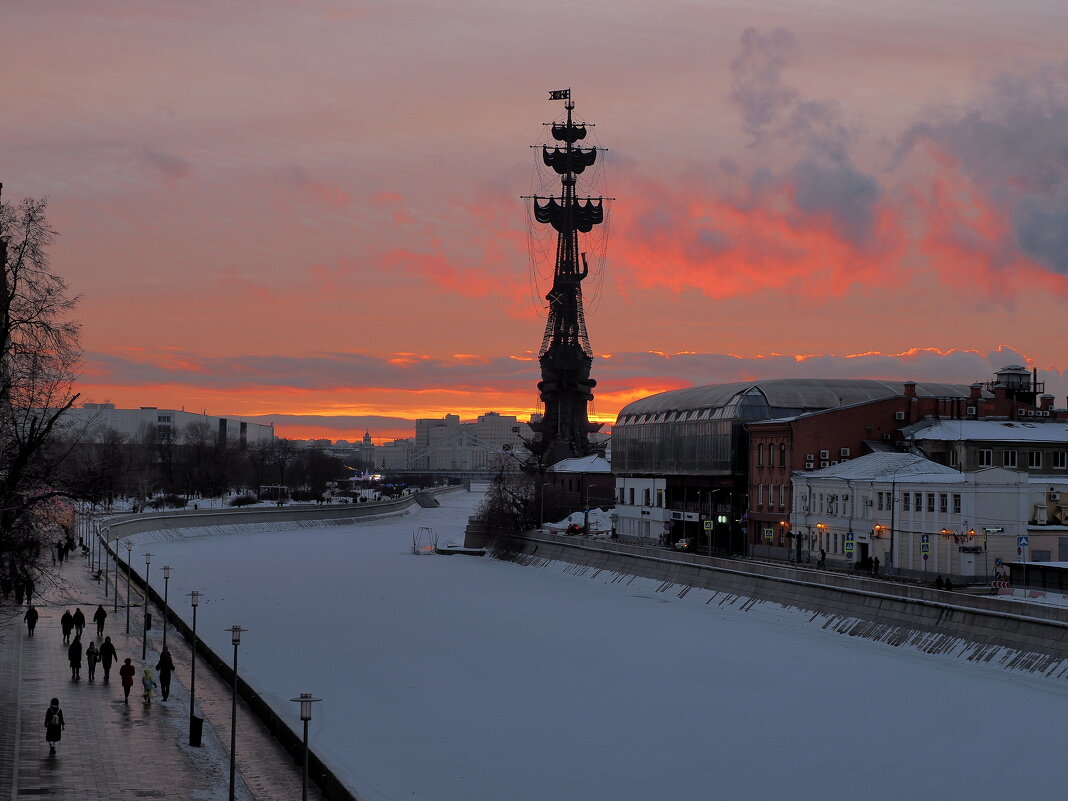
top-left (133, 491), bottom-right (1068, 801)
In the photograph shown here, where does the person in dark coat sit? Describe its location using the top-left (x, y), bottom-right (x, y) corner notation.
top-left (93, 605), bottom-right (107, 638)
top-left (872, 556), bottom-right (880, 575)
top-left (935, 575), bottom-right (944, 589)
top-left (85, 641), bottom-right (99, 682)
top-left (45, 698), bottom-right (64, 754)
top-left (155, 647), bottom-right (176, 701)
top-left (99, 636), bottom-right (118, 684)
top-left (60, 610), bottom-right (74, 644)
top-left (71, 608), bottom-right (85, 638)
top-left (944, 577), bottom-right (954, 591)
top-left (24, 604), bottom-right (38, 636)
top-left (68, 636), bottom-right (83, 681)
top-left (119, 658), bottom-right (136, 704)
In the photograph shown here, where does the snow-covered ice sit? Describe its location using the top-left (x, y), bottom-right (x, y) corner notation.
top-left (132, 490), bottom-right (1068, 801)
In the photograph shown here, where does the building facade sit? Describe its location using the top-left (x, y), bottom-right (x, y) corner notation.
top-left (62, 404), bottom-right (275, 448)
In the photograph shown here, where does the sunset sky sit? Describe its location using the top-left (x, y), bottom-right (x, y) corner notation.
top-left (6, 1), bottom-right (1068, 442)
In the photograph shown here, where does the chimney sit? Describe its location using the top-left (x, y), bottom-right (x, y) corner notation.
top-left (994, 383), bottom-right (1007, 401)
top-left (1041, 394), bottom-right (1054, 411)
top-left (969, 383), bottom-right (982, 401)
top-left (903, 381), bottom-right (917, 399)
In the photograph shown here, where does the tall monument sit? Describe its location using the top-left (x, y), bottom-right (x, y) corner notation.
top-left (527, 91), bottom-right (606, 464)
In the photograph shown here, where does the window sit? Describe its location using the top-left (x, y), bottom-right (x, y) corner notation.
top-left (952, 494), bottom-right (961, 514)
top-left (1055, 452), bottom-right (1067, 470)
top-left (779, 484), bottom-right (786, 507)
top-left (914, 492), bottom-right (922, 511)
top-left (827, 494), bottom-right (839, 515)
top-left (927, 493), bottom-right (935, 513)
top-left (1004, 450), bottom-right (1018, 468)
top-left (628, 488), bottom-right (634, 505)
top-left (779, 443), bottom-right (787, 467)
top-left (757, 445), bottom-right (764, 466)
top-left (643, 488), bottom-right (651, 507)
top-left (1029, 451), bottom-right (1043, 469)
top-left (950, 450), bottom-right (959, 468)
top-left (877, 492), bottom-right (885, 511)
top-left (656, 489), bottom-right (664, 507)
top-left (903, 492), bottom-right (910, 511)
top-left (978, 449), bottom-right (993, 467)
top-left (818, 493), bottom-right (824, 514)
top-left (619, 487), bottom-right (625, 504)
top-left (939, 494), bottom-right (948, 513)
top-left (758, 484), bottom-right (764, 507)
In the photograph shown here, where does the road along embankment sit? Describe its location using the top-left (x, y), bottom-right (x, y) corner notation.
top-left (476, 525), bottom-right (1068, 676)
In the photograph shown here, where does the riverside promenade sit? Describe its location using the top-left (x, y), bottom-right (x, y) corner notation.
top-left (0, 552), bottom-right (326, 800)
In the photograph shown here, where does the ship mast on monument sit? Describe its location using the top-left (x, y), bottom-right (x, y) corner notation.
top-left (525, 89), bottom-right (608, 464)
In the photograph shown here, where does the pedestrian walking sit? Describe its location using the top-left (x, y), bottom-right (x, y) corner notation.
top-left (99, 636), bottom-right (117, 684)
top-left (85, 641), bottom-right (99, 682)
top-left (68, 635), bottom-right (83, 681)
top-left (935, 575), bottom-right (944, 589)
top-left (155, 647), bottom-right (175, 701)
top-left (945, 577), bottom-right (954, 591)
top-left (119, 658), bottom-right (136, 704)
top-left (93, 604), bottom-right (107, 638)
top-left (44, 698), bottom-right (64, 755)
top-left (55, 540), bottom-right (64, 564)
top-left (872, 556), bottom-right (880, 575)
top-left (51, 544), bottom-right (58, 565)
top-left (60, 610), bottom-right (74, 644)
top-left (24, 604), bottom-right (38, 636)
top-left (142, 667), bottom-right (157, 704)
top-left (71, 607), bottom-right (85, 638)
top-left (818, 548), bottom-right (826, 569)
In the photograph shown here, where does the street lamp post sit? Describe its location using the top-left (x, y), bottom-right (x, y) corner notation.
top-left (124, 541), bottom-right (133, 633)
top-left (290, 693), bottom-right (322, 801)
top-left (162, 566), bottom-right (171, 650)
top-left (103, 525), bottom-right (110, 599)
top-left (142, 552), bottom-right (153, 659)
top-left (227, 625), bottom-right (248, 801)
top-left (188, 591), bottom-right (202, 746)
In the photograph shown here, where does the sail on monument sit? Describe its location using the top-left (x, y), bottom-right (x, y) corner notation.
top-left (526, 90), bottom-right (608, 465)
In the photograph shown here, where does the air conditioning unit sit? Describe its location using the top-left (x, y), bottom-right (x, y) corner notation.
top-left (895, 411), bottom-right (905, 421)
top-left (967, 406), bottom-right (976, 415)
top-left (830, 460), bottom-right (838, 466)
top-left (819, 449), bottom-right (830, 459)
top-left (882, 433), bottom-right (891, 441)
top-left (805, 461), bottom-right (814, 469)
top-left (840, 447), bottom-right (851, 457)
top-left (1027, 410), bottom-right (1036, 416)
top-left (1043, 411), bottom-right (1051, 416)
top-left (820, 460), bottom-right (830, 468)
top-left (1018, 409), bottom-right (1027, 416)
top-left (1050, 492), bottom-right (1061, 501)
top-left (864, 497), bottom-right (872, 506)
top-left (806, 454), bottom-right (815, 462)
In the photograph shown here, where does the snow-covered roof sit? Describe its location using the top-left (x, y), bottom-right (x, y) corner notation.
top-left (797, 452), bottom-right (960, 481)
top-left (551, 454), bottom-right (611, 474)
top-left (908, 420), bottom-right (1068, 444)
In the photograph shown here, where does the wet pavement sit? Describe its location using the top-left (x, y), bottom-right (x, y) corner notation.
top-left (1, 554), bottom-right (325, 800)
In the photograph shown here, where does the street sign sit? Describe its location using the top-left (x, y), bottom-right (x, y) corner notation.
top-left (995, 558), bottom-right (1003, 568)
top-left (921, 534), bottom-right (930, 544)
top-left (922, 553), bottom-right (928, 561)
top-left (844, 541), bottom-right (855, 553)
top-left (704, 520), bottom-right (713, 530)
top-left (1018, 536), bottom-right (1029, 547)
top-left (920, 543), bottom-right (930, 554)
top-left (984, 527), bottom-right (1004, 533)
top-left (763, 528), bottom-right (774, 540)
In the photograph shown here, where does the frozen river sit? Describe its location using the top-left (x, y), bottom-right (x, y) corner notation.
top-left (134, 490), bottom-right (1067, 801)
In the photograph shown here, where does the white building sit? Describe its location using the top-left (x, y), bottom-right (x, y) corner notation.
top-left (61, 403), bottom-right (275, 448)
top-left (789, 451), bottom-right (1068, 582)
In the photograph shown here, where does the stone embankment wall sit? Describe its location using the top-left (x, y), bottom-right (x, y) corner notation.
top-left (476, 525), bottom-right (1068, 673)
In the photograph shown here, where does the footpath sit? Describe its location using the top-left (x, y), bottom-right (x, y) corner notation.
top-left (0, 552), bottom-right (325, 801)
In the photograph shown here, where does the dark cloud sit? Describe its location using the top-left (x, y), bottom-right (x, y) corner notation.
top-left (897, 63), bottom-right (1068, 275)
top-left (728, 27), bottom-right (883, 248)
top-left (141, 148), bottom-right (191, 180)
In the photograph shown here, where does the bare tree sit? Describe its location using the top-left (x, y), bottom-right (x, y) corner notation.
top-left (0, 194), bottom-right (81, 607)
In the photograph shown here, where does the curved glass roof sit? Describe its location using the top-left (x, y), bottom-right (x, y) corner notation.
top-left (617, 378), bottom-right (986, 423)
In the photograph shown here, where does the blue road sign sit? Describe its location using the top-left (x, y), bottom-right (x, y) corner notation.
top-left (1018, 536), bottom-right (1029, 547)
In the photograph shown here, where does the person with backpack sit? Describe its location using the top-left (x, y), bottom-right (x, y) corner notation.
top-left (85, 641), bottom-right (100, 682)
top-left (71, 608), bottom-right (86, 638)
top-left (44, 698), bottom-right (64, 755)
top-left (155, 647), bottom-right (175, 701)
top-left (99, 637), bottom-right (118, 684)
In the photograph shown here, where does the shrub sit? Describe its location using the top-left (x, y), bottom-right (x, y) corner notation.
top-left (228, 494), bottom-right (258, 507)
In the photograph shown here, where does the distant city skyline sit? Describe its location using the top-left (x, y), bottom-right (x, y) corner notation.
top-left (7, 2), bottom-right (1068, 442)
